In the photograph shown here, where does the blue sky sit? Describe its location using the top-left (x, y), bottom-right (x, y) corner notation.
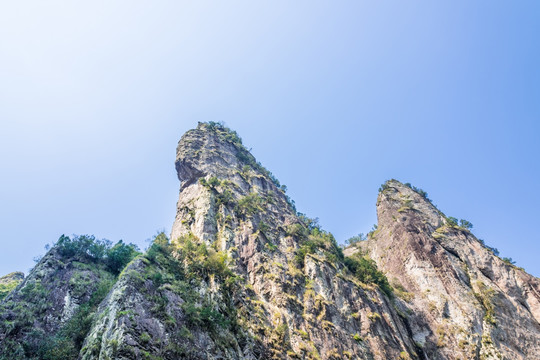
top-left (1, 1), bottom-right (539, 277)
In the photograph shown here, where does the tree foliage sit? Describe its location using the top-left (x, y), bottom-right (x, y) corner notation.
top-left (344, 253), bottom-right (393, 297)
top-left (56, 235), bottom-right (140, 274)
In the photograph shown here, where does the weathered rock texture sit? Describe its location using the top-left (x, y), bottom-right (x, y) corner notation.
top-left (353, 180), bottom-right (540, 359)
top-left (1, 123), bottom-right (539, 360)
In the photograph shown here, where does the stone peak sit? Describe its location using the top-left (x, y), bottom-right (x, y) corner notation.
top-left (175, 122), bottom-right (247, 185)
top-left (175, 122), bottom-right (285, 192)
top-left (377, 179), bottom-right (443, 229)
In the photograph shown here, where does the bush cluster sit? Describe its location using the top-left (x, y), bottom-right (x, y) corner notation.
top-left (144, 233), bottom-right (239, 339)
top-left (344, 253), bottom-right (393, 297)
top-left (290, 216), bottom-right (344, 267)
top-left (404, 182), bottom-right (430, 201)
top-left (345, 233), bottom-right (366, 245)
top-left (56, 235), bottom-right (140, 274)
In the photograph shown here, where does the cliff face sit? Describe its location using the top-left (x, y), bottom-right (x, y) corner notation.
top-left (81, 123), bottom-right (419, 359)
top-left (353, 180), bottom-right (540, 359)
top-left (1, 123), bottom-right (539, 360)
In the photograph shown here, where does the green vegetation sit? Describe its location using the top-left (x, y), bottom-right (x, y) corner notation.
top-left (119, 231), bottom-right (268, 357)
top-left (367, 224), bottom-right (379, 239)
top-left (403, 182), bottom-right (430, 201)
top-left (344, 233), bottom-right (366, 246)
top-left (235, 193), bottom-right (265, 217)
top-left (459, 219), bottom-right (473, 230)
top-left (290, 216), bottom-right (344, 268)
top-left (478, 239), bottom-right (500, 256)
top-left (441, 216), bottom-right (474, 231)
top-left (378, 182), bottom-right (390, 193)
top-left (200, 176), bottom-right (236, 211)
top-left (202, 122), bottom-right (297, 213)
top-left (38, 277), bottom-right (115, 359)
top-left (474, 281), bottom-right (496, 325)
top-left (0, 273), bottom-right (23, 301)
top-left (56, 234), bottom-right (140, 274)
top-left (0, 233), bottom-right (138, 360)
top-left (344, 252), bottom-right (393, 297)
top-left (502, 257), bottom-right (516, 265)
top-left (0, 264), bottom-right (117, 360)
top-left (287, 216), bottom-right (392, 297)
top-left (204, 121), bottom-right (243, 146)
top-left (399, 351), bottom-right (411, 360)
top-left (144, 233), bottom-right (242, 342)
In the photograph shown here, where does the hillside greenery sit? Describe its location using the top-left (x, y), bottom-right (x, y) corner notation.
top-left (56, 234), bottom-right (140, 274)
top-left (0, 274), bottom-right (23, 301)
top-left (0, 235), bottom-right (139, 360)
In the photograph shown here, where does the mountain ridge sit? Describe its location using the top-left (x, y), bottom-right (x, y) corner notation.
top-left (0, 122), bottom-right (538, 359)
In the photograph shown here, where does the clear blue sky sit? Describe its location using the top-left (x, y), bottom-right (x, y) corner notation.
top-left (1, 1), bottom-right (539, 277)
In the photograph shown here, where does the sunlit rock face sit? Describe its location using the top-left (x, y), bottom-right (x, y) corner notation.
top-left (165, 123), bottom-right (419, 359)
top-left (352, 179), bottom-right (540, 359)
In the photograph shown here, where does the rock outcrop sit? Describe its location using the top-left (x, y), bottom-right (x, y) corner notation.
top-left (0, 237), bottom-right (135, 360)
top-left (81, 122), bottom-right (419, 359)
top-left (1, 122), bottom-right (539, 359)
top-left (352, 180), bottom-right (540, 359)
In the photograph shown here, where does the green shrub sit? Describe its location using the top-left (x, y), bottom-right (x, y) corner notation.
top-left (216, 189), bottom-right (233, 207)
top-left (459, 219), bottom-right (473, 230)
top-left (345, 233), bottom-right (366, 245)
top-left (258, 221), bottom-right (269, 234)
top-left (235, 193), bottom-right (264, 217)
top-left (344, 253), bottom-right (392, 297)
top-left (502, 257), bottom-right (516, 265)
top-left (287, 223), bottom-right (308, 239)
top-left (0, 276), bottom-right (22, 301)
top-left (140, 332), bottom-right (151, 344)
top-left (56, 235), bottom-right (140, 274)
top-left (445, 217), bottom-right (459, 227)
top-left (106, 241), bottom-right (140, 274)
top-left (293, 223), bottom-right (343, 268)
top-left (403, 182), bottom-right (430, 201)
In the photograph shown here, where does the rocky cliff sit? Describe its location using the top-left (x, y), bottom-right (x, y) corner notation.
top-left (1, 122), bottom-right (539, 359)
top-left (352, 180), bottom-right (540, 360)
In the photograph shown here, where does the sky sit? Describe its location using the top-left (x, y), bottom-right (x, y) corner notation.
top-left (1, 1), bottom-right (539, 277)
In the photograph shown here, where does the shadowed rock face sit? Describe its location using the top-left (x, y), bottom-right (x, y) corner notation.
top-left (0, 248), bottom-right (117, 359)
top-left (2, 123), bottom-right (539, 359)
top-left (352, 180), bottom-right (540, 359)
